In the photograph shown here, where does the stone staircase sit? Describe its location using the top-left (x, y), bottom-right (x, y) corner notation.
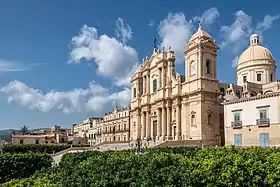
top-left (156, 140), bottom-right (203, 148)
top-left (92, 141), bottom-right (131, 151)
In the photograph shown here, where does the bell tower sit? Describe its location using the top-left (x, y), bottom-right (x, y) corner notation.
top-left (182, 23), bottom-right (222, 146)
top-left (185, 24), bottom-right (219, 85)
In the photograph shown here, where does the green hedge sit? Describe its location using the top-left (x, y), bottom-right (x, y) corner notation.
top-left (2, 147), bottom-right (280, 186)
top-left (0, 153), bottom-right (52, 184)
top-left (2, 144), bottom-right (90, 154)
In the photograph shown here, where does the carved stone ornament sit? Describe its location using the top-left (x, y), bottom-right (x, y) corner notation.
top-left (206, 109), bottom-right (212, 115)
top-left (190, 110), bottom-right (196, 115)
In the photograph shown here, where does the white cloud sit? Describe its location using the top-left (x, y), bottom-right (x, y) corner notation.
top-left (157, 8), bottom-right (220, 63)
top-left (148, 20), bottom-right (155, 27)
top-left (220, 10), bottom-right (253, 53)
top-left (0, 60), bottom-right (40, 72)
top-left (220, 11), bottom-right (279, 66)
top-left (69, 19), bottom-right (138, 87)
top-left (158, 12), bottom-right (194, 62)
top-left (256, 15), bottom-right (280, 35)
top-left (115, 17), bottom-right (133, 44)
top-left (193, 7), bottom-right (220, 25)
top-left (231, 56), bottom-right (239, 68)
top-left (1, 80), bottom-right (131, 114)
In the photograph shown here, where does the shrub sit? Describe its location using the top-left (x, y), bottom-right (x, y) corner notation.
top-left (2, 147), bottom-right (280, 186)
top-left (2, 144), bottom-right (90, 154)
top-left (0, 153), bottom-right (52, 184)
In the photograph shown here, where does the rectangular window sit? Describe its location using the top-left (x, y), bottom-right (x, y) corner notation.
top-left (234, 134), bottom-right (242, 147)
top-left (20, 139), bottom-right (24, 144)
top-left (270, 74), bottom-right (273, 82)
top-left (260, 109), bottom-right (267, 119)
top-left (234, 112), bottom-right (240, 121)
top-left (153, 79), bottom-right (157, 92)
top-left (35, 140), bottom-right (39, 144)
top-left (257, 73), bottom-right (262, 81)
top-left (260, 133), bottom-right (269, 147)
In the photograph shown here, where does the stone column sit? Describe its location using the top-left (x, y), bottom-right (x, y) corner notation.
top-left (141, 112), bottom-right (146, 139)
top-left (159, 68), bottom-right (162, 88)
top-left (146, 112), bottom-right (151, 139)
top-left (137, 112), bottom-right (141, 139)
top-left (176, 105), bottom-right (181, 140)
top-left (166, 107), bottom-right (172, 139)
top-left (162, 68), bottom-right (166, 87)
top-left (162, 107), bottom-right (167, 140)
top-left (157, 108), bottom-right (162, 139)
top-left (147, 75), bottom-right (150, 94)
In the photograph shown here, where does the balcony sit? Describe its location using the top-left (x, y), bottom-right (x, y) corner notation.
top-left (256, 118), bottom-right (270, 127)
top-left (231, 120), bottom-right (242, 129)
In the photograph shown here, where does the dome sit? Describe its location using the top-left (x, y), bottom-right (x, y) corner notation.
top-left (237, 45), bottom-right (274, 65)
top-left (189, 25), bottom-right (212, 42)
top-left (237, 34), bottom-right (275, 66)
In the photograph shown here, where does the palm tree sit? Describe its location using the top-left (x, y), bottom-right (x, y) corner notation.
top-left (20, 125), bottom-right (28, 135)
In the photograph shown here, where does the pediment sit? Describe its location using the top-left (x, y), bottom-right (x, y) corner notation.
top-left (150, 55), bottom-right (161, 67)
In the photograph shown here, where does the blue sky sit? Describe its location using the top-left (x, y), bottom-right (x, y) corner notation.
top-left (0, 0), bottom-right (279, 130)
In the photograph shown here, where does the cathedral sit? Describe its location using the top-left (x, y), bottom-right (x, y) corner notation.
top-left (130, 24), bottom-right (225, 146)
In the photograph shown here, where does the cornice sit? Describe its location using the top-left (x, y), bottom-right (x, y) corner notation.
top-left (224, 92), bottom-right (280, 105)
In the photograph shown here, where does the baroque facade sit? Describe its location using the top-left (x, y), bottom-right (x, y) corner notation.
top-left (130, 25), bottom-right (225, 146)
top-left (223, 34), bottom-right (280, 147)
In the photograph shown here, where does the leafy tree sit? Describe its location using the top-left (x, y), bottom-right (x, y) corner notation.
top-left (20, 125), bottom-right (28, 135)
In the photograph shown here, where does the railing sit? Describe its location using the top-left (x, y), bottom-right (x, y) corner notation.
top-left (256, 118), bottom-right (270, 126)
top-left (231, 120), bottom-right (242, 128)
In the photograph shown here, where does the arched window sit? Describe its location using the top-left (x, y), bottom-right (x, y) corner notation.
top-left (207, 114), bottom-right (212, 125)
top-left (153, 79), bottom-right (157, 92)
top-left (133, 87), bottom-right (136, 98)
top-left (191, 115), bottom-right (196, 126)
top-left (220, 87), bottom-right (225, 96)
top-left (124, 123), bottom-right (126, 130)
top-left (206, 60), bottom-right (211, 74)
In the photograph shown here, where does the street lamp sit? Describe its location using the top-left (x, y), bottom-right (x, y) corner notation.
top-left (129, 138), bottom-right (149, 156)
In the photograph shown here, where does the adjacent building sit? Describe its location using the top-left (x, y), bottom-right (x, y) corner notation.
top-left (87, 118), bottom-right (103, 146)
top-left (72, 117), bottom-right (103, 146)
top-left (102, 106), bottom-right (130, 142)
top-left (224, 34), bottom-right (280, 147)
top-left (12, 125), bottom-right (71, 145)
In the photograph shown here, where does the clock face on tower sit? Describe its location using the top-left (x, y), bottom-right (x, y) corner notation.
top-left (190, 61), bottom-right (196, 75)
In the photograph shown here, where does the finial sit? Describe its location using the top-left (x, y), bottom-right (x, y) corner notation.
top-left (153, 37), bottom-right (157, 49)
top-left (198, 20), bottom-right (202, 29)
